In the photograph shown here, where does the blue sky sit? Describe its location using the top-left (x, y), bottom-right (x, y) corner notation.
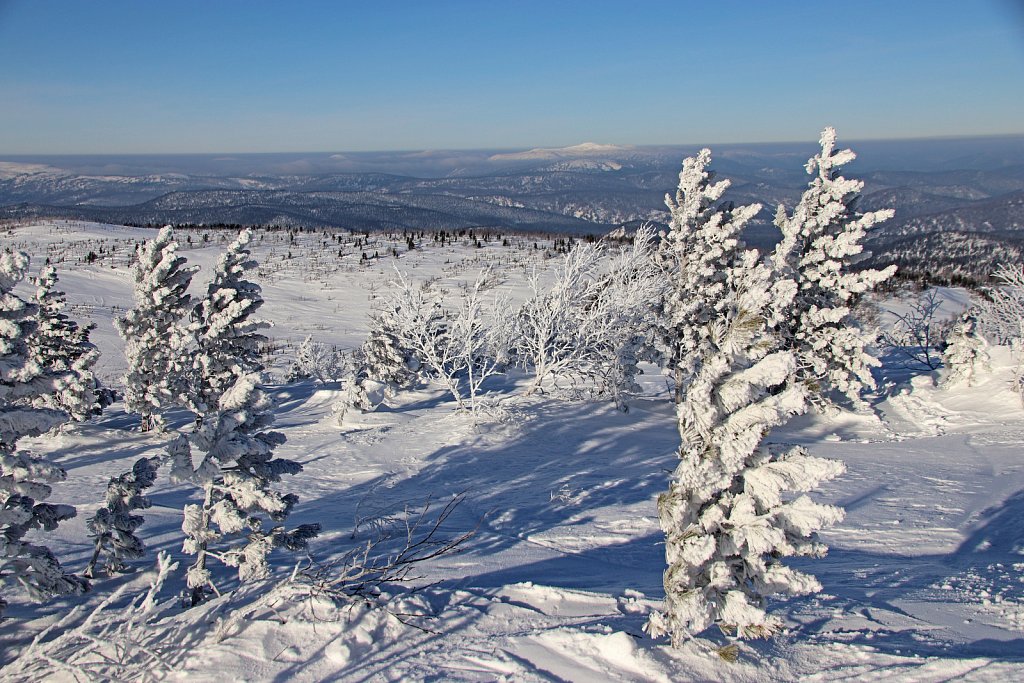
top-left (1, 0), bottom-right (1022, 154)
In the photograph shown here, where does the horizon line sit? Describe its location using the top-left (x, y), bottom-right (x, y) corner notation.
top-left (3, 131), bottom-right (1024, 158)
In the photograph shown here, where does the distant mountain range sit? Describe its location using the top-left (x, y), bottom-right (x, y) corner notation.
top-left (3, 135), bottom-right (1024, 283)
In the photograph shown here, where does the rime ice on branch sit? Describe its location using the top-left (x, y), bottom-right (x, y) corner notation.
top-left (115, 226), bottom-right (198, 431)
top-left (187, 229), bottom-right (270, 419)
top-left (772, 128), bottom-right (896, 407)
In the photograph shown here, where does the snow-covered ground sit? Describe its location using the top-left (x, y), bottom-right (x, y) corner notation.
top-left (2, 221), bottom-right (1024, 681)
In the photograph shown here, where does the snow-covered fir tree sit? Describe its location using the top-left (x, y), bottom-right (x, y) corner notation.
top-left (648, 151), bottom-right (845, 644)
top-left (29, 265), bottom-right (102, 421)
top-left (187, 229), bottom-right (270, 419)
top-left (331, 349), bottom-right (380, 424)
top-left (0, 251), bottom-right (88, 617)
top-left (771, 128), bottom-right (896, 407)
top-left (115, 226), bottom-right (198, 431)
top-left (941, 313), bottom-right (990, 387)
top-left (654, 149), bottom-right (763, 404)
top-left (360, 269), bottom-right (440, 395)
top-left (169, 232), bottom-right (314, 605)
top-left (360, 311), bottom-right (422, 395)
top-left (169, 373), bottom-right (319, 605)
top-left (84, 456), bottom-right (160, 578)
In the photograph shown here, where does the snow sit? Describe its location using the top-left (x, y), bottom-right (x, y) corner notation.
top-left (2, 220), bottom-right (1024, 680)
top-left (488, 142), bottom-right (635, 162)
top-left (0, 161), bottom-right (66, 180)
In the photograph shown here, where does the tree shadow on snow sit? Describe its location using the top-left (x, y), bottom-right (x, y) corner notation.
top-left (779, 488), bottom-right (1024, 663)
top-left (292, 397), bottom-right (679, 596)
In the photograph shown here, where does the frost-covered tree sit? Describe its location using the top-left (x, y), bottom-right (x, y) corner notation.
top-left (976, 264), bottom-right (1024, 345)
top-left (514, 228), bottom-right (662, 408)
top-left (580, 229), bottom-right (664, 410)
top-left (332, 349), bottom-right (383, 424)
top-left (654, 150), bottom-right (763, 404)
top-left (287, 335), bottom-right (341, 385)
top-left (187, 230), bottom-right (271, 419)
top-left (648, 151), bottom-right (845, 644)
top-left (771, 128), bottom-right (896, 406)
top-left (360, 319), bottom-right (418, 393)
top-left (115, 227), bottom-right (198, 431)
top-left (29, 265), bottom-right (102, 421)
top-left (516, 242), bottom-right (605, 395)
top-left (941, 313), bottom-right (990, 387)
top-left (361, 269), bottom-right (440, 395)
top-left (170, 373), bottom-right (319, 605)
top-left (434, 270), bottom-right (513, 413)
top-left (356, 269), bottom-right (510, 413)
top-left (169, 231), bottom-right (313, 605)
top-left (334, 271), bottom-right (437, 421)
top-left (84, 457), bottom-right (160, 578)
top-left (335, 282), bottom-right (429, 422)
top-left (0, 251), bottom-right (88, 617)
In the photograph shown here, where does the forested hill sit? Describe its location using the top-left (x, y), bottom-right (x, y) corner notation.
top-left (3, 136), bottom-right (1024, 281)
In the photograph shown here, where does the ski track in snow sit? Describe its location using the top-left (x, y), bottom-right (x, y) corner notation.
top-left (2, 221), bottom-right (1024, 681)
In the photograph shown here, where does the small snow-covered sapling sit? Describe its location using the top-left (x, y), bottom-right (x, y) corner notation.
top-left (84, 456), bottom-right (160, 578)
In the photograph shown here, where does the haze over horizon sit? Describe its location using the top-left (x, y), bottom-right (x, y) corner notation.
top-left (2, 0), bottom-right (1023, 155)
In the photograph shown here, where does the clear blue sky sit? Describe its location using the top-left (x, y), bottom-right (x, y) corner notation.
top-left (1, 0), bottom-right (1022, 154)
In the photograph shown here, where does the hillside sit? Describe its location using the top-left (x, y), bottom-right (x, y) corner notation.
top-left (1, 222), bottom-right (1023, 681)
top-left (5, 139), bottom-right (1024, 281)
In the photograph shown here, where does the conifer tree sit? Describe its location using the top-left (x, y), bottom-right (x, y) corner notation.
top-left (654, 149), bottom-right (763, 404)
top-left (332, 349), bottom-right (381, 423)
top-left (0, 252), bottom-right (88, 617)
top-left (169, 373), bottom-right (319, 605)
top-left (84, 456), bottom-right (159, 578)
top-left (941, 313), bottom-right (990, 387)
top-left (361, 310), bottom-right (421, 395)
top-left (771, 128), bottom-right (896, 407)
top-left (29, 265), bottom-right (102, 421)
top-left (115, 227), bottom-right (198, 431)
top-left (171, 234), bottom-right (315, 606)
top-left (648, 151), bottom-right (845, 644)
top-left (187, 229), bottom-right (270, 419)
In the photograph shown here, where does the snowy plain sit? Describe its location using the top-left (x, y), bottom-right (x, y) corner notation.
top-left (2, 220), bottom-right (1023, 681)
